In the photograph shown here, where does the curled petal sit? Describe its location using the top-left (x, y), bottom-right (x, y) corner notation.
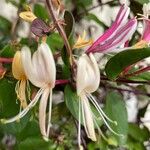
top-left (12, 51), bottom-right (26, 80)
top-left (81, 93), bottom-right (96, 141)
top-left (39, 88), bottom-right (51, 139)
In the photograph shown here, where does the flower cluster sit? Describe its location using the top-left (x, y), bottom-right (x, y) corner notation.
top-left (1, 2), bottom-right (150, 149)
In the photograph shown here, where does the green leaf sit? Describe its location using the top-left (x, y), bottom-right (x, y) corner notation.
top-left (0, 44), bottom-right (15, 57)
top-left (18, 137), bottom-right (54, 150)
top-left (105, 91), bottom-right (128, 145)
top-left (0, 79), bottom-right (19, 118)
top-left (61, 11), bottom-right (74, 66)
top-left (128, 123), bottom-right (149, 142)
top-left (128, 72), bottom-right (150, 81)
top-left (134, 0), bottom-right (149, 5)
top-left (64, 85), bottom-right (79, 120)
top-left (64, 11), bottom-right (74, 40)
top-left (34, 4), bottom-right (49, 21)
top-left (46, 33), bottom-right (63, 53)
top-left (0, 16), bottom-right (12, 34)
top-left (0, 114), bottom-right (30, 136)
top-left (105, 48), bottom-right (150, 80)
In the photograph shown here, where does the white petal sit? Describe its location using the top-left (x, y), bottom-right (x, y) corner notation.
top-left (77, 54), bottom-right (100, 95)
top-left (81, 93), bottom-right (96, 141)
top-left (38, 43), bottom-right (56, 88)
top-left (39, 88), bottom-right (50, 138)
top-left (21, 46), bottom-right (45, 87)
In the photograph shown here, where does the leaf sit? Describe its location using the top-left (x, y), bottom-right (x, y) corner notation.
top-left (46, 33), bottom-right (64, 53)
top-left (134, 0), bottom-right (149, 5)
top-left (61, 11), bottom-right (74, 65)
top-left (0, 16), bottom-right (12, 35)
top-left (0, 114), bottom-right (30, 136)
top-left (105, 48), bottom-right (150, 80)
top-left (64, 11), bottom-right (74, 40)
top-left (18, 137), bottom-right (54, 150)
top-left (128, 72), bottom-right (150, 81)
top-left (0, 79), bottom-right (19, 118)
top-left (34, 4), bottom-right (49, 21)
top-left (105, 91), bottom-right (128, 145)
top-left (0, 44), bottom-right (15, 57)
top-left (64, 85), bottom-right (79, 121)
top-left (128, 123), bottom-right (149, 142)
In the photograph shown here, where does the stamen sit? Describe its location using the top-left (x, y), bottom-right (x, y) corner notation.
top-left (46, 89), bottom-right (53, 138)
top-left (87, 94), bottom-right (123, 137)
top-left (78, 99), bottom-right (81, 148)
top-left (93, 115), bottom-right (108, 142)
top-left (87, 94), bottom-right (117, 125)
top-left (1, 88), bottom-right (44, 124)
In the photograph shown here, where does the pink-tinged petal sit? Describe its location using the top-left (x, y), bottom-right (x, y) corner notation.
top-left (87, 4), bottom-right (130, 52)
top-left (141, 19), bottom-right (150, 42)
top-left (87, 18), bottom-right (137, 53)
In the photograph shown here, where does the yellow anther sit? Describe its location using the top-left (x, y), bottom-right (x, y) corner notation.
top-left (73, 31), bottom-right (93, 49)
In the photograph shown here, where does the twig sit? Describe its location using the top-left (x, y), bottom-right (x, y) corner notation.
top-left (46, 0), bottom-right (73, 65)
top-left (0, 58), bottom-right (13, 63)
top-left (101, 76), bottom-right (150, 85)
top-left (105, 85), bottom-right (150, 97)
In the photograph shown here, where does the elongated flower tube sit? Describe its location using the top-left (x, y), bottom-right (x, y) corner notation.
top-left (76, 53), bottom-right (120, 147)
top-left (12, 51), bottom-right (29, 109)
top-left (2, 43), bottom-right (56, 140)
top-left (86, 4), bottom-right (137, 53)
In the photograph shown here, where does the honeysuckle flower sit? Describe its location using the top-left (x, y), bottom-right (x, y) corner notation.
top-left (12, 51), bottom-right (29, 109)
top-left (77, 53), bottom-right (121, 147)
top-left (73, 31), bottom-right (93, 49)
top-left (86, 4), bottom-right (137, 53)
top-left (2, 43), bottom-right (56, 140)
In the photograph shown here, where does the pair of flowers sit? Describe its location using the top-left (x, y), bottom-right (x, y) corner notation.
top-left (2, 3), bottom-right (142, 147)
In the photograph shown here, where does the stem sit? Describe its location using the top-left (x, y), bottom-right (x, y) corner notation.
top-left (104, 85), bottom-right (150, 97)
top-left (125, 66), bottom-right (150, 78)
top-left (55, 79), bottom-right (70, 85)
top-left (0, 58), bottom-right (13, 63)
top-left (46, 0), bottom-right (73, 65)
top-left (101, 75), bottom-right (150, 84)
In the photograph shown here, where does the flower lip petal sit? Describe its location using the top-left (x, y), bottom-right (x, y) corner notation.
top-left (86, 4), bottom-right (130, 52)
top-left (88, 18), bottom-right (137, 53)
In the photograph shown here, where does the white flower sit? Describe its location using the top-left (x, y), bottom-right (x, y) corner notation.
top-left (76, 53), bottom-right (120, 147)
top-left (2, 43), bottom-right (56, 140)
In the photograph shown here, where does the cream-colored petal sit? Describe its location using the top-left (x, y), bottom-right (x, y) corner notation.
top-left (12, 51), bottom-right (26, 80)
top-left (77, 53), bottom-right (100, 95)
top-left (39, 88), bottom-right (50, 139)
top-left (38, 43), bottom-right (56, 88)
top-left (21, 46), bottom-right (44, 87)
top-left (81, 93), bottom-right (96, 141)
